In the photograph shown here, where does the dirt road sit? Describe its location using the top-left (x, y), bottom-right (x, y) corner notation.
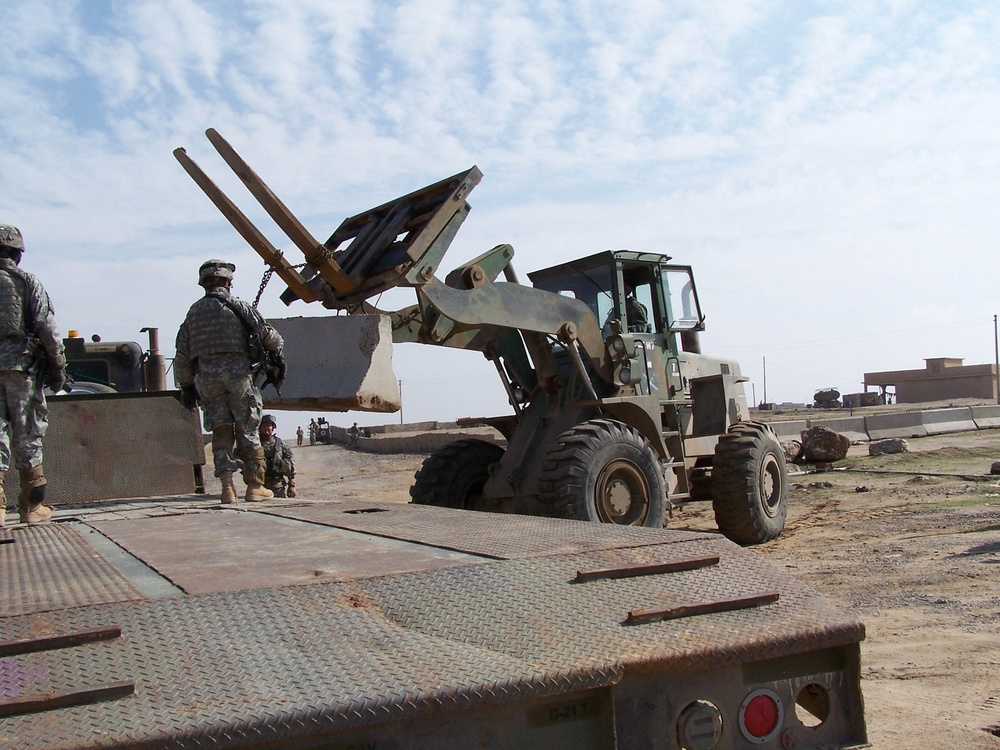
top-left (284, 430), bottom-right (1000, 749)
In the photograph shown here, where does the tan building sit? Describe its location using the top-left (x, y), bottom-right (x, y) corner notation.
top-left (864, 358), bottom-right (999, 404)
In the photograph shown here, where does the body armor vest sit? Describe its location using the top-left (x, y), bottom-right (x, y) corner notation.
top-left (0, 269), bottom-right (28, 340)
top-left (184, 296), bottom-right (248, 358)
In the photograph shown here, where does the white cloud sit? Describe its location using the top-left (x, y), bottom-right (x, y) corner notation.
top-left (1, 0), bottom-right (999, 411)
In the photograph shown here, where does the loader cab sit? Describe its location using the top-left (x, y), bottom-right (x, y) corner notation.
top-left (528, 251), bottom-right (705, 348)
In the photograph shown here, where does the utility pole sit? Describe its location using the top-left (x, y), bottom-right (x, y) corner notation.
top-left (994, 315), bottom-right (999, 405)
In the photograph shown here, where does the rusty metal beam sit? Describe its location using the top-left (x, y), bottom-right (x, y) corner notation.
top-left (173, 146), bottom-right (318, 303)
top-left (625, 592), bottom-right (780, 625)
top-left (574, 555), bottom-right (720, 583)
top-left (0, 681), bottom-right (135, 718)
top-left (0, 626), bottom-right (122, 657)
top-left (205, 128), bottom-right (354, 294)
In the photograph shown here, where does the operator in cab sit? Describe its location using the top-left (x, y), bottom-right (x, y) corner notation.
top-left (175, 259), bottom-right (284, 504)
top-left (0, 224), bottom-right (67, 526)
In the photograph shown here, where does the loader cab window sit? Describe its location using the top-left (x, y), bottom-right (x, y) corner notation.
top-left (532, 266), bottom-right (614, 325)
top-left (620, 268), bottom-right (654, 334)
top-left (661, 267), bottom-right (702, 332)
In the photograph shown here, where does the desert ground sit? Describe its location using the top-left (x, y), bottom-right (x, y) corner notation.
top-left (254, 425), bottom-right (1000, 749)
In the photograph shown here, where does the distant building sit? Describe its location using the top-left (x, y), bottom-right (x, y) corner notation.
top-left (864, 358), bottom-right (999, 404)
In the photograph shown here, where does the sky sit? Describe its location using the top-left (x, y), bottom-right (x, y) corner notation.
top-left (2, 0), bottom-right (999, 431)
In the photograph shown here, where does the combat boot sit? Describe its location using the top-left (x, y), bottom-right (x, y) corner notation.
top-left (240, 447), bottom-right (273, 502)
top-left (18, 466), bottom-right (52, 524)
top-left (219, 471), bottom-right (238, 504)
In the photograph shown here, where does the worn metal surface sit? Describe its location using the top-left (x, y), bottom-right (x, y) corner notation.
top-left (264, 315), bottom-right (400, 412)
top-left (259, 498), bottom-right (709, 558)
top-left (1, 393), bottom-right (204, 506)
top-left (0, 500), bottom-right (865, 748)
top-left (0, 525), bottom-right (143, 617)
top-left (88, 509), bottom-right (484, 594)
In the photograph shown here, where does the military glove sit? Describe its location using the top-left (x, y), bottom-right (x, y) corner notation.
top-left (45, 366), bottom-right (67, 393)
top-left (287, 481), bottom-right (296, 498)
top-left (180, 383), bottom-right (200, 410)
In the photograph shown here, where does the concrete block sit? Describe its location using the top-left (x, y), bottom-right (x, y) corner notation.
top-left (263, 315), bottom-right (401, 413)
top-left (920, 407), bottom-right (976, 435)
top-left (806, 416), bottom-right (869, 443)
top-left (865, 411), bottom-right (927, 440)
top-left (768, 420), bottom-right (808, 439)
top-left (971, 404), bottom-right (1000, 429)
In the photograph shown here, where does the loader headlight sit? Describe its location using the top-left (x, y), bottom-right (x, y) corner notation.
top-left (616, 363), bottom-right (631, 385)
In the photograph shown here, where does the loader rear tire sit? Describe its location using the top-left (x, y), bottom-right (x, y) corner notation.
top-left (539, 419), bottom-right (666, 528)
top-left (410, 439), bottom-right (505, 510)
top-left (711, 423), bottom-right (788, 545)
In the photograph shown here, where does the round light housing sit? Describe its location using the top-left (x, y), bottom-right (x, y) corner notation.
top-left (739, 689), bottom-right (783, 744)
top-left (677, 700), bottom-right (723, 750)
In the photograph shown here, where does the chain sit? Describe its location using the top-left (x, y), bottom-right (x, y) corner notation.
top-left (253, 250), bottom-right (309, 308)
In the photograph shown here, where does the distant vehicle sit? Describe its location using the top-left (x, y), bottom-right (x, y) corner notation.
top-left (314, 417), bottom-right (334, 444)
top-left (813, 388), bottom-right (841, 409)
top-left (62, 327), bottom-right (167, 394)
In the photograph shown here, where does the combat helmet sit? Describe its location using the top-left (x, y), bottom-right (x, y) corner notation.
top-left (261, 414), bottom-right (277, 428)
top-left (198, 259), bottom-right (236, 287)
top-left (0, 225), bottom-right (25, 253)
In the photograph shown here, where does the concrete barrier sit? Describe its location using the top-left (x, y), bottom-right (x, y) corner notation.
top-left (865, 411), bottom-right (927, 440)
top-left (265, 315), bottom-right (401, 412)
top-left (807, 416), bottom-right (870, 443)
top-left (919, 407), bottom-right (977, 435)
top-left (971, 404), bottom-right (1000, 429)
top-left (769, 420), bottom-right (808, 440)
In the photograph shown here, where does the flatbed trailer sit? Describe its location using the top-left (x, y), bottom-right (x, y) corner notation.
top-left (1, 498), bottom-right (867, 749)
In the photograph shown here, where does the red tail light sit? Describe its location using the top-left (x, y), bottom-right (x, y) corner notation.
top-left (739, 689), bottom-right (783, 743)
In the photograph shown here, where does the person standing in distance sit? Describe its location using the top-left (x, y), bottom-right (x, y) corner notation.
top-left (174, 259), bottom-right (284, 503)
top-left (0, 225), bottom-right (66, 526)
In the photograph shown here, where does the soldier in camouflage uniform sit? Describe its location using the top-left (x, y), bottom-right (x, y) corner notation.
top-left (174, 259), bottom-right (284, 503)
top-left (259, 414), bottom-right (296, 498)
top-left (0, 225), bottom-right (67, 527)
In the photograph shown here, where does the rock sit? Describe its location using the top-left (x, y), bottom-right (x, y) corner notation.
top-left (800, 425), bottom-right (851, 462)
top-left (869, 438), bottom-right (910, 457)
top-left (781, 439), bottom-right (802, 463)
top-left (990, 461), bottom-right (1000, 475)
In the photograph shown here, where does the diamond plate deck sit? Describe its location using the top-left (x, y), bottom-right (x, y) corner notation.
top-left (0, 525), bottom-right (143, 617)
top-left (0, 499), bottom-right (865, 749)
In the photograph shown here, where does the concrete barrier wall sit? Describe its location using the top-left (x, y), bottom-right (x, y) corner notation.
top-left (971, 405), bottom-right (1000, 429)
top-left (919, 407), bottom-right (977, 435)
top-left (317, 406), bottom-right (1000, 456)
top-left (769, 420), bottom-right (808, 439)
top-left (806, 417), bottom-right (869, 443)
top-left (858, 411), bottom-right (927, 441)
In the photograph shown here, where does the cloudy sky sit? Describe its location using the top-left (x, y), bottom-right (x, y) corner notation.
top-left (2, 0), bottom-right (999, 427)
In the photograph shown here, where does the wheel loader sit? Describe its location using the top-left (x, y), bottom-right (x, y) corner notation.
top-left (175, 131), bottom-right (789, 545)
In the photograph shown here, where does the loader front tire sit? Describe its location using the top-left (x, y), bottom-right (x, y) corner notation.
top-left (410, 439), bottom-right (504, 510)
top-left (540, 419), bottom-right (667, 528)
top-left (711, 423), bottom-right (788, 545)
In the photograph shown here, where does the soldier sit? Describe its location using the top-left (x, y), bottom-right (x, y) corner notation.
top-left (174, 259), bottom-right (284, 503)
top-left (296, 425), bottom-right (304, 447)
top-left (259, 414), bottom-right (295, 498)
top-left (0, 224), bottom-right (66, 526)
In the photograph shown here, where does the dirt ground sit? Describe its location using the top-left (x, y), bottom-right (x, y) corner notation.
top-left (279, 429), bottom-right (1000, 749)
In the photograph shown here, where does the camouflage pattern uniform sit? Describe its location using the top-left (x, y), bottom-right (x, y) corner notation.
top-left (261, 432), bottom-right (295, 497)
top-left (0, 224), bottom-right (66, 525)
top-left (174, 261), bottom-right (282, 486)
